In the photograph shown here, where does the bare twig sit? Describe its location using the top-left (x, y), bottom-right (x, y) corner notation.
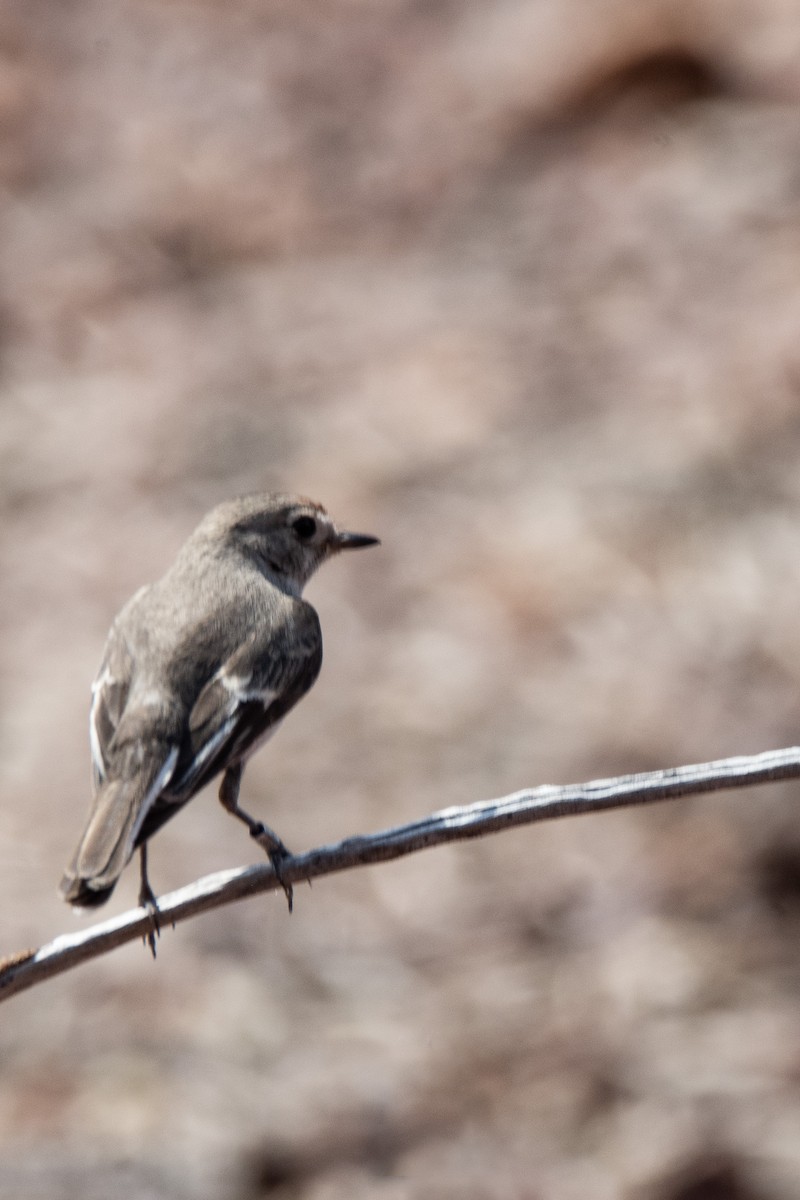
top-left (2, 745), bottom-right (799, 1003)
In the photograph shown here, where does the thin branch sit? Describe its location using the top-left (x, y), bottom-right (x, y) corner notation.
top-left (2, 745), bottom-right (799, 1003)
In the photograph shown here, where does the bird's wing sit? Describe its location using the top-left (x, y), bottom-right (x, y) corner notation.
top-left (89, 621), bottom-right (136, 793)
top-left (68, 602), bottom-right (182, 905)
top-left (165, 603), bottom-right (323, 804)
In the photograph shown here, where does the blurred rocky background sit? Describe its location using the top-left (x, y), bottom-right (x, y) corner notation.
top-left (2, 1), bottom-right (800, 1196)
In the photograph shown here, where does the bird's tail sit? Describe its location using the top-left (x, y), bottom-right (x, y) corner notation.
top-left (60, 747), bottom-right (176, 908)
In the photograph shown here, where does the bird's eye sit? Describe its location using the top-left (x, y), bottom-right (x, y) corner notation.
top-left (292, 515), bottom-right (317, 541)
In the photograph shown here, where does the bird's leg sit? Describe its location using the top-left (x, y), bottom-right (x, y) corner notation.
top-left (219, 764), bottom-right (294, 912)
top-left (138, 843), bottom-right (160, 959)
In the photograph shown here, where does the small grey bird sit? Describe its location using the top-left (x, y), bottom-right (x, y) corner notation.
top-left (60, 492), bottom-right (378, 933)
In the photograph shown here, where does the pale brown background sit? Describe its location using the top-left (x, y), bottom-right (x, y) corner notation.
top-left (2, 2), bottom-right (800, 1197)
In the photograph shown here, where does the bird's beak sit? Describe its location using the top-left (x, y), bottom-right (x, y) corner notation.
top-left (334, 529), bottom-right (381, 551)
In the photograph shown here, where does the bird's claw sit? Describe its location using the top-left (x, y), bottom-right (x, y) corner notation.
top-left (250, 823), bottom-right (294, 912)
top-left (138, 881), bottom-right (161, 959)
top-left (140, 899), bottom-right (160, 959)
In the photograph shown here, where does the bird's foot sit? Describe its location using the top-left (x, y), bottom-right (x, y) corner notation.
top-left (250, 823), bottom-right (294, 913)
top-left (138, 877), bottom-right (161, 959)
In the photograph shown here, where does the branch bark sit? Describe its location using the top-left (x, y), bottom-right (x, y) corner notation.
top-left (2, 745), bottom-right (799, 1003)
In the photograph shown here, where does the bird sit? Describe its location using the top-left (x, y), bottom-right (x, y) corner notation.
top-left (60, 492), bottom-right (379, 949)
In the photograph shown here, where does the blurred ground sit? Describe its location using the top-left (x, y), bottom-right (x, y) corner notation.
top-left (2, 1), bottom-right (800, 1197)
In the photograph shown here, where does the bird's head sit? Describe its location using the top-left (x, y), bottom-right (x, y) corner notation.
top-left (199, 493), bottom-right (379, 594)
